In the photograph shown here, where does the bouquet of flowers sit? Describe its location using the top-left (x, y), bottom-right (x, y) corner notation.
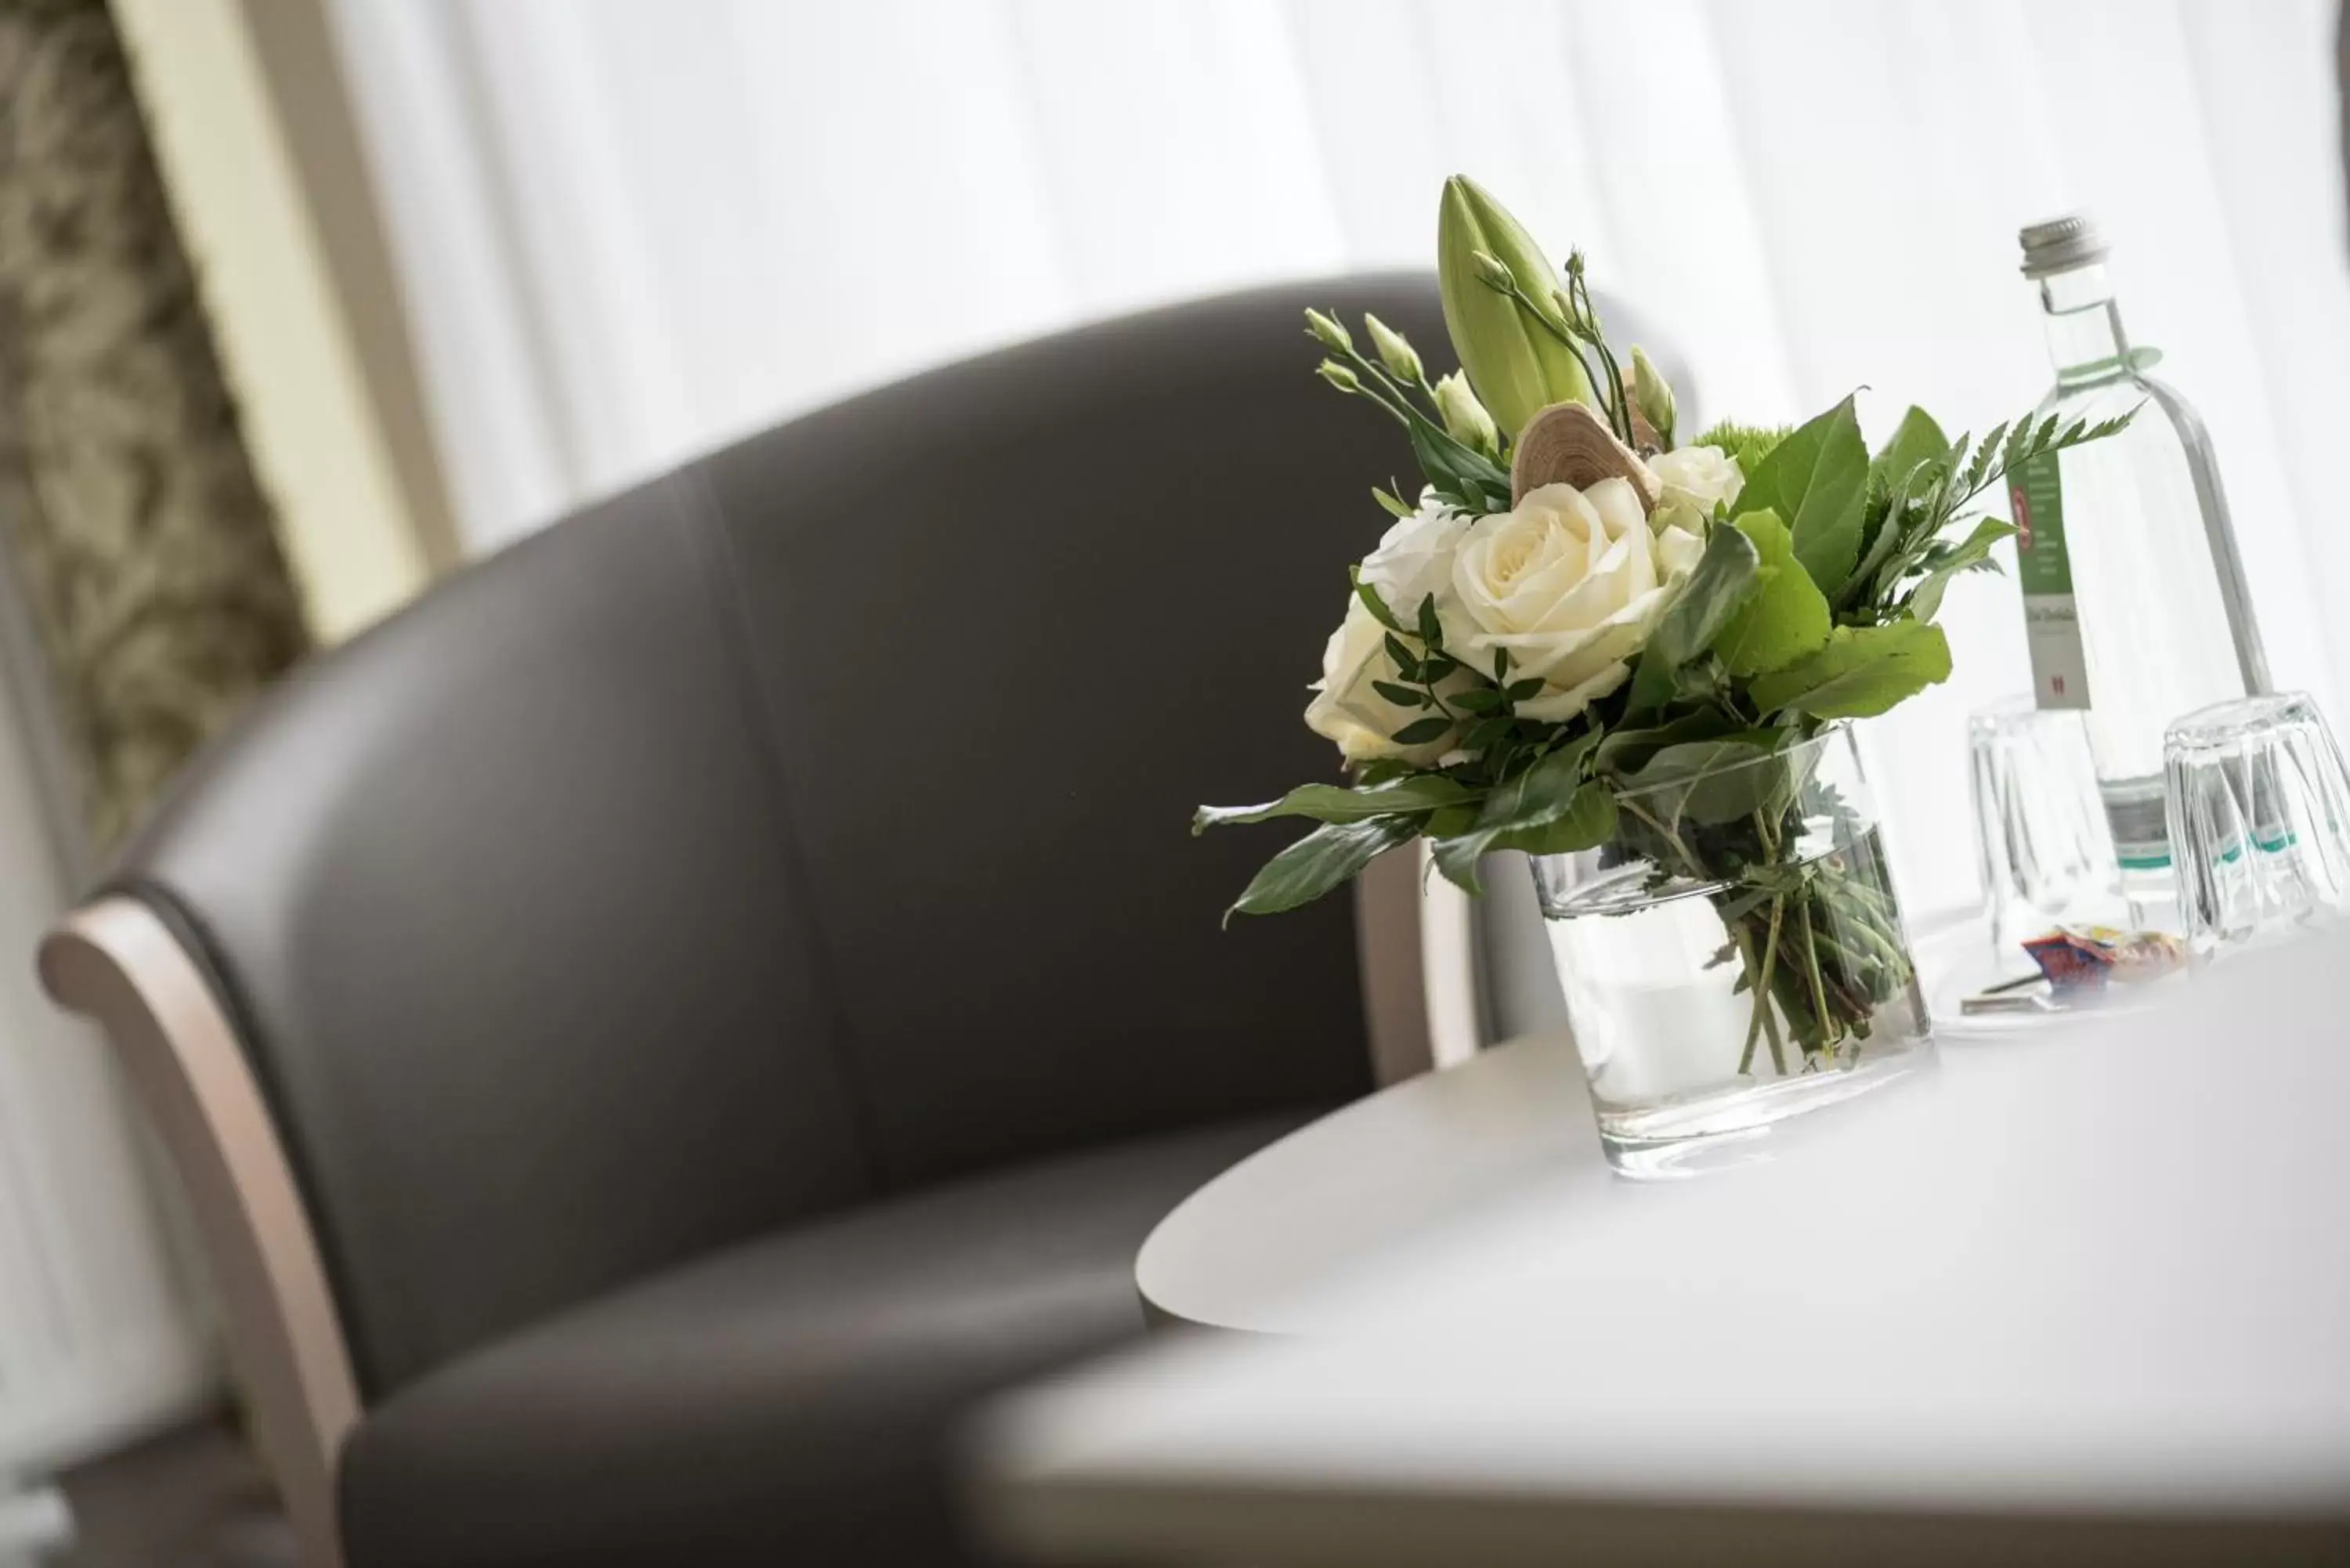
top-left (1198, 176), bottom-right (2125, 1072)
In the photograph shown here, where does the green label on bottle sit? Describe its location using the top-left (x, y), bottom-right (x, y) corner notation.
top-left (2011, 450), bottom-right (2091, 710)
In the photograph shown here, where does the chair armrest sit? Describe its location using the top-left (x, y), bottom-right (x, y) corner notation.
top-left (40, 896), bottom-right (356, 1568)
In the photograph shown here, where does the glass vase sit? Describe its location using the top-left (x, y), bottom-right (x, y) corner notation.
top-left (1531, 724), bottom-right (1933, 1176)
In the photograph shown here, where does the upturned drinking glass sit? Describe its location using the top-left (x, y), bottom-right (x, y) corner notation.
top-left (1969, 697), bottom-right (2127, 948)
top-left (2164, 692), bottom-right (2350, 961)
top-left (1531, 724), bottom-right (1934, 1176)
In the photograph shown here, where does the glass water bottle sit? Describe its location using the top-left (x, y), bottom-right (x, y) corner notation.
top-left (2010, 215), bottom-right (2267, 922)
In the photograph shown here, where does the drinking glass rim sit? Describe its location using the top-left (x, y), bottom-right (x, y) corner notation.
top-left (2164, 691), bottom-right (2334, 754)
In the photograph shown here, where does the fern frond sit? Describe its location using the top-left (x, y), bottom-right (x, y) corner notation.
top-left (1954, 405), bottom-right (2138, 508)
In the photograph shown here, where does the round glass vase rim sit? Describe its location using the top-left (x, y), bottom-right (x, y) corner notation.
top-left (1534, 721), bottom-right (1876, 920)
top-left (1603, 720), bottom-right (1855, 808)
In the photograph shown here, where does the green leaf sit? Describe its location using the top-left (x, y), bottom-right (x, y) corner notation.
top-left (1226, 816), bottom-right (1418, 922)
top-left (1490, 783), bottom-right (1617, 856)
top-left (1623, 732), bottom-right (1791, 826)
top-left (1405, 420), bottom-right (1509, 515)
top-left (1951, 407), bottom-right (2134, 509)
top-left (1429, 736), bottom-right (1604, 894)
top-left (1382, 633), bottom-right (1420, 679)
top-left (2008, 414), bottom-right (2054, 474)
top-left (1905, 515), bottom-right (2016, 623)
top-left (1734, 394), bottom-right (1870, 597)
top-left (1712, 508), bottom-right (1832, 677)
top-left (1350, 566), bottom-right (1404, 631)
top-left (1959, 421), bottom-right (2008, 500)
top-left (1849, 497), bottom-right (1899, 599)
top-left (1868, 406), bottom-right (1949, 490)
top-left (1625, 522), bottom-right (1762, 715)
top-left (1596, 710), bottom-right (1738, 776)
top-left (1426, 802), bottom-right (1480, 837)
top-left (1464, 714), bottom-right (1514, 750)
top-left (1415, 594), bottom-right (1445, 649)
top-left (1372, 485), bottom-right (1415, 519)
top-left (1748, 622), bottom-right (1954, 720)
top-left (1452, 687), bottom-right (1506, 715)
top-left (1195, 775), bottom-right (1477, 834)
top-left (1372, 678), bottom-right (1429, 708)
top-left (1665, 654), bottom-right (1727, 706)
top-left (1849, 453), bottom-right (1940, 610)
top-left (1391, 716), bottom-right (1452, 745)
top-left (1433, 777), bottom-right (1615, 893)
top-left (1503, 677), bottom-right (1546, 702)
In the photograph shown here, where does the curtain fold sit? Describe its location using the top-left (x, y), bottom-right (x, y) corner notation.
top-left (328, 0), bottom-right (2350, 919)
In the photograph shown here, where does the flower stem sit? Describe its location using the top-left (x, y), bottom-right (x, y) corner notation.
top-left (1737, 895), bottom-right (1784, 1075)
top-left (1565, 265), bottom-right (1633, 443)
top-left (1797, 900), bottom-right (1837, 1054)
top-left (1498, 281), bottom-right (1629, 442)
top-left (1618, 796), bottom-right (1693, 865)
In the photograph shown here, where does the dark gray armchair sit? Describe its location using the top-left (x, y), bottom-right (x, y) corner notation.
top-left (41, 276), bottom-right (1462, 1568)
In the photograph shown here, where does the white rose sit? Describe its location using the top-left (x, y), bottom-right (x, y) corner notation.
top-left (1448, 478), bottom-right (1705, 723)
top-left (1358, 491), bottom-right (1466, 612)
top-left (1305, 499), bottom-right (1473, 763)
top-left (1648, 444), bottom-right (1744, 517)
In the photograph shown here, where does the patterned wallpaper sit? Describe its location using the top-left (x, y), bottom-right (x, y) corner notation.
top-left (0, 0), bottom-right (309, 854)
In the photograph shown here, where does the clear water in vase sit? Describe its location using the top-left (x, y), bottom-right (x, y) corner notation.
top-left (1532, 728), bottom-right (1935, 1176)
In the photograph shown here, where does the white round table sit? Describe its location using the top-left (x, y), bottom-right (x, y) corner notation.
top-left (1138, 929), bottom-right (2350, 1357)
top-left (1138, 1028), bottom-right (1606, 1331)
top-left (989, 930), bottom-right (2350, 1567)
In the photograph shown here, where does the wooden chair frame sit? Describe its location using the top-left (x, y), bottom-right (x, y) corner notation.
top-left (39, 898), bottom-right (357, 1568)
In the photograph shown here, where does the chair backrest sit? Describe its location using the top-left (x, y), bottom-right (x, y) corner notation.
top-left (99, 276), bottom-right (1459, 1400)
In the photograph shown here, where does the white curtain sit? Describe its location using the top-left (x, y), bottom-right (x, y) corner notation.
top-left (0, 654), bottom-right (212, 1482)
top-left (327, 0), bottom-right (2350, 920)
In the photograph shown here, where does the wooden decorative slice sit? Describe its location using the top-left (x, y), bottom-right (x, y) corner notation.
top-left (1509, 402), bottom-right (1661, 512)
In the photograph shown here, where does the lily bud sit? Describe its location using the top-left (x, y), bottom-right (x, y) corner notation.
top-left (1437, 175), bottom-right (1598, 440)
top-left (1630, 346), bottom-right (1676, 449)
top-left (1364, 314), bottom-right (1424, 384)
top-left (1434, 372), bottom-right (1499, 458)
top-left (1303, 309), bottom-right (1353, 352)
top-left (1315, 359), bottom-right (1362, 393)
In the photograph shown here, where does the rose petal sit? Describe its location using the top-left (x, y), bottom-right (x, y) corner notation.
top-left (1307, 595), bottom-right (1459, 764)
top-left (1534, 526), bottom-right (1639, 632)
top-left (1444, 478), bottom-right (1684, 703)
top-left (1656, 524), bottom-right (1705, 578)
top-left (1585, 476), bottom-right (1647, 539)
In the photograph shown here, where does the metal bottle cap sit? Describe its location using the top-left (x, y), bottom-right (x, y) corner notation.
top-left (2019, 215), bottom-right (2109, 278)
